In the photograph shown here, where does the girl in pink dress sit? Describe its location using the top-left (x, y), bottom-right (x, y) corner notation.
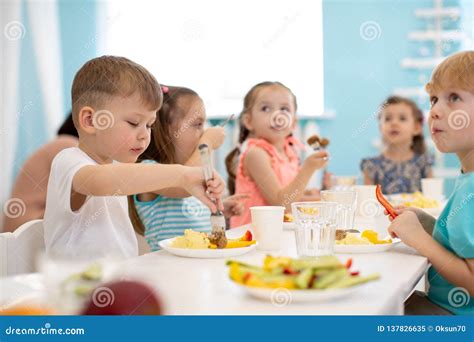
top-left (226, 81), bottom-right (328, 228)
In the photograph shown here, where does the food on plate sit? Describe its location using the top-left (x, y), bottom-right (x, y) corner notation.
top-left (227, 255), bottom-right (379, 290)
top-left (283, 213), bottom-right (293, 222)
top-left (336, 230), bottom-right (392, 245)
top-left (0, 305), bottom-right (53, 315)
top-left (335, 229), bottom-right (347, 240)
top-left (209, 230), bottom-right (227, 249)
top-left (171, 229), bottom-right (256, 249)
top-left (81, 280), bottom-right (162, 315)
top-left (336, 234), bottom-right (371, 245)
top-left (296, 207), bottom-right (320, 215)
top-left (62, 263), bottom-right (104, 298)
top-left (171, 230), bottom-right (210, 249)
top-left (361, 230), bottom-right (392, 244)
top-left (399, 192), bottom-right (440, 209)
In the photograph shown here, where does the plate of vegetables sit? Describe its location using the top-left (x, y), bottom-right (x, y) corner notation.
top-left (227, 255), bottom-right (379, 302)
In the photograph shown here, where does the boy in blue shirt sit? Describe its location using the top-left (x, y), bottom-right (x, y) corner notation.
top-left (387, 51), bottom-right (474, 315)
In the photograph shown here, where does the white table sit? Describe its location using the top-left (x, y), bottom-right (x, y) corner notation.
top-left (0, 225), bottom-right (428, 315)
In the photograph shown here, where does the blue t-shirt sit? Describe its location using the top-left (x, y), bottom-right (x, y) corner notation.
top-left (360, 153), bottom-right (434, 194)
top-left (134, 194), bottom-right (211, 251)
top-left (133, 160), bottom-right (211, 251)
top-left (428, 172), bottom-right (474, 315)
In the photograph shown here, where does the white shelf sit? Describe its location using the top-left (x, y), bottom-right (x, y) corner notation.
top-left (401, 57), bottom-right (444, 69)
top-left (414, 7), bottom-right (461, 18)
top-left (408, 30), bottom-right (465, 41)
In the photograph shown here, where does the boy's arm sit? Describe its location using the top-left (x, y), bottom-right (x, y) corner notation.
top-left (73, 163), bottom-right (186, 196)
top-left (72, 163), bottom-right (223, 213)
top-left (418, 238), bottom-right (474, 296)
top-left (388, 211), bottom-right (474, 295)
top-left (150, 128), bottom-right (225, 198)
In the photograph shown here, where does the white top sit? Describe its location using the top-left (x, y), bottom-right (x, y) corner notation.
top-left (43, 147), bottom-right (138, 259)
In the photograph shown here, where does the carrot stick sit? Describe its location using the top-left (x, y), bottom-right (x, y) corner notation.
top-left (375, 184), bottom-right (398, 219)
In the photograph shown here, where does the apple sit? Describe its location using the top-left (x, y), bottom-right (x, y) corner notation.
top-left (81, 280), bottom-right (162, 315)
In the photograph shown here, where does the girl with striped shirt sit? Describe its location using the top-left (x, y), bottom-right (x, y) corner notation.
top-left (128, 86), bottom-right (245, 251)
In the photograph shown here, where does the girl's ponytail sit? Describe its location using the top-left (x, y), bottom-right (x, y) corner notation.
top-left (225, 121), bottom-right (250, 195)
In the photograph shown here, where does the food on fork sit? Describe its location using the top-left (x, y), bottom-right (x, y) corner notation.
top-left (307, 135), bottom-right (330, 150)
top-left (209, 230), bottom-right (228, 249)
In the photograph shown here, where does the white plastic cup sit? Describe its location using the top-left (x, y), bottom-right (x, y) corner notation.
top-left (250, 206), bottom-right (285, 250)
top-left (421, 178), bottom-right (444, 200)
top-left (353, 185), bottom-right (382, 218)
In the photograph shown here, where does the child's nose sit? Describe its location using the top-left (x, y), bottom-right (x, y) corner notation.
top-left (137, 126), bottom-right (149, 140)
top-left (430, 103), bottom-right (444, 120)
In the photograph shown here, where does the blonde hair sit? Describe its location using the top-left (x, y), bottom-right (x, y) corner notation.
top-left (71, 55), bottom-right (162, 128)
top-left (426, 51), bottom-right (474, 94)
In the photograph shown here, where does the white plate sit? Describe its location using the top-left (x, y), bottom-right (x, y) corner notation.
top-left (233, 282), bottom-right (363, 303)
top-left (159, 238), bottom-right (257, 258)
top-left (334, 239), bottom-right (401, 254)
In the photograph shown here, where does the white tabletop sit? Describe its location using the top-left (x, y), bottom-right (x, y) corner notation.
top-left (0, 225), bottom-right (428, 315)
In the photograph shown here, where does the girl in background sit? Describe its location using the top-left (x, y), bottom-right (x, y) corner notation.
top-left (361, 96), bottom-right (434, 194)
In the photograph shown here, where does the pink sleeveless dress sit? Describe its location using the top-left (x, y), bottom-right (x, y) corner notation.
top-left (230, 136), bottom-right (304, 228)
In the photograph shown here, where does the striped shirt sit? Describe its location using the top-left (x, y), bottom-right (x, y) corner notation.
top-left (134, 194), bottom-right (211, 251)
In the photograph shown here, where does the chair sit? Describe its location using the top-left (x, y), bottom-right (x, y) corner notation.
top-left (0, 219), bottom-right (45, 276)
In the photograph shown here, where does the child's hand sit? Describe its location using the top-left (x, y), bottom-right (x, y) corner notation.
top-left (304, 188), bottom-right (320, 196)
top-left (303, 150), bottom-right (329, 171)
top-left (223, 193), bottom-right (249, 218)
top-left (201, 127), bottom-right (226, 149)
top-left (301, 188), bottom-right (321, 201)
top-left (322, 171), bottom-right (333, 190)
top-left (387, 211), bottom-right (431, 249)
top-left (181, 166), bottom-right (225, 213)
top-left (384, 206), bottom-right (436, 234)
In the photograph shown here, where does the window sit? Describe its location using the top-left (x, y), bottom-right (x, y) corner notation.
top-left (100, 0), bottom-right (324, 117)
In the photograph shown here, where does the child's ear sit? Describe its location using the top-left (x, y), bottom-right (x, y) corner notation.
top-left (242, 112), bottom-right (253, 131)
top-left (78, 106), bottom-right (96, 134)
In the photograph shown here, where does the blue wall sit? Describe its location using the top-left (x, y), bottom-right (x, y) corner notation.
top-left (13, 0), bottom-right (97, 179)
top-left (321, 0), bottom-right (461, 185)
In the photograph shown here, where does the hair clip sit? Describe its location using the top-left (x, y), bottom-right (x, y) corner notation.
top-left (161, 85), bottom-right (169, 94)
